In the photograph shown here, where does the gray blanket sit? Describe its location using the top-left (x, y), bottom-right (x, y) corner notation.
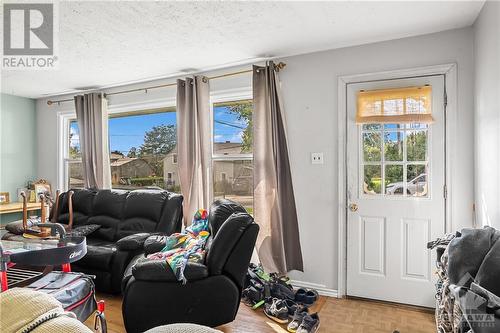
top-left (446, 226), bottom-right (500, 333)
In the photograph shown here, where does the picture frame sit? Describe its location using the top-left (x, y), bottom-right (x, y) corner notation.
top-left (29, 190), bottom-right (37, 203)
top-left (0, 192), bottom-right (10, 205)
top-left (34, 179), bottom-right (51, 203)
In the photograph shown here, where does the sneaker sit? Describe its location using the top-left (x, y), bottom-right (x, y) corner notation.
top-left (284, 299), bottom-right (308, 318)
top-left (296, 313), bottom-right (320, 333)
top-left (287, 308), bottom-right (309, 333)
top-left (264, 298), bottom-right (289, 324)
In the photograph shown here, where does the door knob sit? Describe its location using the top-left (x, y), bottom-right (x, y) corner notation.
top-left (349, 203), bottom-right (358, 212)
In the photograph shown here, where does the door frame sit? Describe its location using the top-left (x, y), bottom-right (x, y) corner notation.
top-left (337, 63), bottom-right (457, 299)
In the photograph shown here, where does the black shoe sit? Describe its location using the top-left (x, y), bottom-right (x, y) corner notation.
top-left (287, 308), bottom-right (309, 332)
top-left (295, 288), bottom-right (319, 305)
top-left (264, 298), bottom-right (289, 324)
top-left (284, 299), bottom-right (308, 318)
top-left (296, 313), bottom-right (320, 333)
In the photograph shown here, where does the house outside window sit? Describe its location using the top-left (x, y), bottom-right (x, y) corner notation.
top-left (212, 99), bottom-right (253, 214)
top-left (65, 107), bottom-right (179, 191)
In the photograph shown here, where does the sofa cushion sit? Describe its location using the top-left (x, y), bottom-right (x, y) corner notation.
top-left (207, 199), bottom-right (247, 237)
top-left (59, 188), bottom-right (96, 216)
top-left (92, 190), bottom-right (128, 219)
top-left (58, 212), bottom-right (89, 227)
top-left (124, 190), bottom-right (168, 222)
top-left (88, 216), bottom-right (120, 241)
top-left (206, 212), bottom-right (253, 276)
top-left (132, 258), bottom-right (208, 282)
top-left (68, 224), bottom-right (101, 237)
top-left (116, 233), bottom-right (154, 251)
top-left (157, 193), bottom-right (183, 235)
top-left (76, 239), bottom-right (116, 271)
top-left (117, 218), bottom-right (157, 239)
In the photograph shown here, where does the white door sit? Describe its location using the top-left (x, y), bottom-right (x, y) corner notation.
top-left (346, 75), bottom-right (446, 307)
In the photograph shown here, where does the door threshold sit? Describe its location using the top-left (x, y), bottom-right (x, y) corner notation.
top-left (344, 295), bottom-right (435, 314)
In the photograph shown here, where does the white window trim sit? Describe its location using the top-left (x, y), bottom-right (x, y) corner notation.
top-left (172, 154), bottom-right (177, 164)
top-left (57, 96), bottom-right (176, 191)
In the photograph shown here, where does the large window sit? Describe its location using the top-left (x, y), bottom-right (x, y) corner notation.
top-left (63, 99), bottom-right (254, 213)
top-left (66, 108), bottom-right (179, 191)
top-left (212, 100), bottom-right (253, 214)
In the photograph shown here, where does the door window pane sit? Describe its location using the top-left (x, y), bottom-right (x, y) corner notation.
top-left (360, 122), bottom-right (430, 198)
top-left (363, 132), bottom-right (381, 162)
top-left (213, 160), bottom-right (253, 214)
top-left (407, 164), bottom-right (428, 197)
top-left (364, 165), bottom-right (382, 195)
top-left (362, 124), bottom-right (382, 131)
top-left (213, 100), bottom-right (253, 155)
top-left (384, 131), bottom-right (404, 161)
top-left (407, 130), bottom-right (427, 161)
top-left (385, 165), bottom-right (404, 196)
top-left (384, 123), bottom-right (404, 130)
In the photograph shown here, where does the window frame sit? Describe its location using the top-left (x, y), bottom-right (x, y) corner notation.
top-left (57, 97), bottom-right (176, 191)
top-left (209, 88), bottom-right (253, 209)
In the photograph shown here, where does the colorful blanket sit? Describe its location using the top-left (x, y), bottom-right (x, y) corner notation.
top-left (147, 209), bottom-right (210, 283)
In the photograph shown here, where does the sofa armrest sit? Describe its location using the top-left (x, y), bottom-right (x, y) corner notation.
top-left (143, 235), bottom-right (169, 255)
top-left (116, 233), bottom-right (157, 251)
top-left (132, 258), bottom-right (208, 282)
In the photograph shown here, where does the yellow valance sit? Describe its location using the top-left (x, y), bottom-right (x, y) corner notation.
top-left (356, 86), bottom-right (433, 124)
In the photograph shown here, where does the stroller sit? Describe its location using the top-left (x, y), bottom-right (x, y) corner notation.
top-left (0, 223), bottom-right (107, 333)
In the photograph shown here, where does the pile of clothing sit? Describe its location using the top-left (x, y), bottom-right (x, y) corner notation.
top-left (242, 264), bottom-right (320, 333)
top-left (429, 226), bottom-right (500, 333)
top-left (148, 209), bottom-right (209, 284)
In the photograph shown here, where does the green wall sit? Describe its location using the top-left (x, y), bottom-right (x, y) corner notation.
top-left (0, 93), bottom-right (37, 224)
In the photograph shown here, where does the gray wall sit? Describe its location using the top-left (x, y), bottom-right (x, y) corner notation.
top-left (1, 94), bottom-right (37, 224)
top-left (279, 27), bottom-right (475, 289)
top-left (36, 28), bottom-right (475, 291)
top-left (474, 1), bottom-right (500, 229)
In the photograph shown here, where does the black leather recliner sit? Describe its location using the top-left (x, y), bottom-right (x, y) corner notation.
top-left (55, 188), bottom-right (183, 293)
top-left (121, 199), bottom-right (259, 333)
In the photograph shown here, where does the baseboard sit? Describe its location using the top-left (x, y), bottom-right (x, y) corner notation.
top-left (290, 280), bottom-right (338, 298)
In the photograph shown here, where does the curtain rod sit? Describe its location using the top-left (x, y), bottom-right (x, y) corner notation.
top-left (47, 62), bottom-right (286, 106)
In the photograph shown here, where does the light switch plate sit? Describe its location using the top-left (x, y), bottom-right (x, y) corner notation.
top-left (311, 152), bottom-right (324, 164)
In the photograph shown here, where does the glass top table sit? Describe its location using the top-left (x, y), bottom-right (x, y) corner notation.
top-left (0, 236), bottom-right (87, 267)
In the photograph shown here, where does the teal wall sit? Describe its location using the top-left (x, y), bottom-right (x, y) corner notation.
top-left (0, 93), bottom-right (37, 224)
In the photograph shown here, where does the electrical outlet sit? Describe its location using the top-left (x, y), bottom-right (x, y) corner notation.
top-left (311, 152), bottom-right (324, 164)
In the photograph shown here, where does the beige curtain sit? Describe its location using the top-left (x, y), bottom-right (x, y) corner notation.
top-left (74, 93), bottom-right (111, 189)
top-left (357, 86), bottom-right (433, 124)
top-left (253, 61), bottom-right (304, 273)
top-left (176, 76), bottom-right (211, 224)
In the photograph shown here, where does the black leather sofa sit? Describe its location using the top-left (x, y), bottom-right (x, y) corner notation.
top-left (55, 188), bottom-right (183, 293)
top-left (121, 199), bottom-right (259, 333)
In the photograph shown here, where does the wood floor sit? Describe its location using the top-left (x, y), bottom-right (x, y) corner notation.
top-left (85, 294), bottom-right (437, 333)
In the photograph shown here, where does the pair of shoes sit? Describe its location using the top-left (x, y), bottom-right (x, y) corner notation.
top-left (286, 308), bottom-right (308, 332)
top-left (295, 288), bottom-right (319, 305)
top-left (271, 281), bottom-right (295, 301)
top-left (288, 312), bottom-right (320, 333)
top-left (264, 298), bottom-right (289, 324)
top-left (283, 299), bottom-right (308, 318)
